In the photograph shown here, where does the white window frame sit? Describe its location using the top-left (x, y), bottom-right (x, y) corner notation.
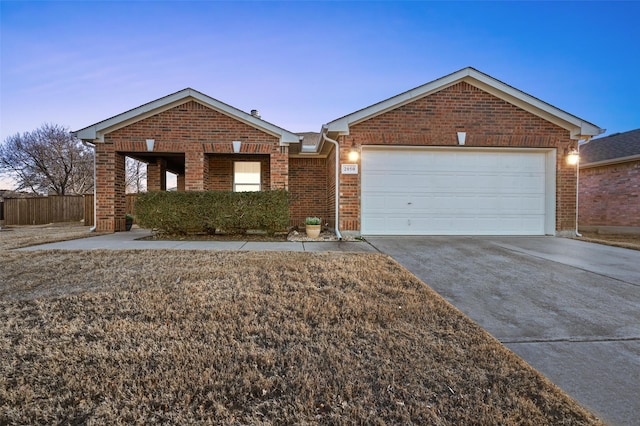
top-left (233, 161), bottom-right (261, 192)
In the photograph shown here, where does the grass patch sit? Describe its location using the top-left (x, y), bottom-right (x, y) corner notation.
top-left (0, 248), bottom-right (603, 424)
top-left (0, 223), bottom-right (97, 250)
top-left (576, 232), bottom-right (640, 251)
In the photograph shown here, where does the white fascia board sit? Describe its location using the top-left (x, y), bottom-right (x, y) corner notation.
top-left (73, 88), bottom-right (301, 145)
top-left (326, 70), bottom-right (469, 134)
top-left (189, 90), bottom-right (301, 145)
top-left (74, 90), bottom-right (194, 141)
top-left (466, 72), bottom-right (605, 139)
top-left (324, 67), bottom-right (604, 140)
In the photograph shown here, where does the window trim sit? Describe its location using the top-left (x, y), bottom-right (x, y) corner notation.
top-left (233, 161), bottom-right (262, 192)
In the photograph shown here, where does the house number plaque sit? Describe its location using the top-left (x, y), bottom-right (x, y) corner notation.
top-left (341, 164), bottom-right (358, 174)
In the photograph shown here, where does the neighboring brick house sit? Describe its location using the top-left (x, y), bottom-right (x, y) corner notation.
top-left (578, 129), bottom-right (640, 234)
top-left (74, 67), bottom-right (603, 236)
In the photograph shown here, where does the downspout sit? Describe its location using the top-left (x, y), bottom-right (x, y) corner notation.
top-left (81, 140), bottom-right (97, 232)
top-left (575, 140), bottom-right (585, 237)
top-left (320, 131), bottom-right (343, 240)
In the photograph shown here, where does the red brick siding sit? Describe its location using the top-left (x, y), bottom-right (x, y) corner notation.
top-left (96, 100), bottom-right (286, 231)
top-left (342, 81), bottom-right (577, 233)
top-left (95, 143), bottom-right (127, 232)
top-left (270, 147), bottom-right (289, 190)
top-left (109, 101), bottom-right (279, 147)
top-left (147, 158), bottom-right (167, 191)
top-left (289, 157), bottom-right (328, 227)
top-left (579, 161), bottom-right (640, 227)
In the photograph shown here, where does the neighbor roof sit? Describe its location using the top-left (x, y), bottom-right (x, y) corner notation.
top-left (580, 128), bottom-right (640, 167)
top-left (320, 67), bottom-right (604, 149)
top-left (73, 88), bottom-right (301, 146)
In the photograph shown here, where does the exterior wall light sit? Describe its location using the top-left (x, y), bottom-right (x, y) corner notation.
top-left (146, 139), bottom-right (155, 151)
top-left (457, 132), bottom-right (466, 145)
top-left (232, 140), bottom-right (242, 153)
top-left (565, 145), bottom-right (579, 166)
top-left (348, 142), bottom-right (359, 162)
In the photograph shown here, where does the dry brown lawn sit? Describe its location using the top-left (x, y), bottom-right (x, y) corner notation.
top-left (576, 232), bottom-right (640, 251)
top-left (0, 226), bottom-right (604, 424)
top-left (0, 223), bottom-right (97, 251)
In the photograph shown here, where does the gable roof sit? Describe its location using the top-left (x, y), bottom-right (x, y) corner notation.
top-left (73, 88), bottom-right (301, 146)
top-left (318, 67), bottom-right (603, 150)
top-left (580, 128), bottom-right (640, 167)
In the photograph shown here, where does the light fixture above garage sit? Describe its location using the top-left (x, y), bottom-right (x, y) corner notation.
top-left (348, 142), bottom-right (359, 162)
top-left (565, 145), bottom-right (579, 166)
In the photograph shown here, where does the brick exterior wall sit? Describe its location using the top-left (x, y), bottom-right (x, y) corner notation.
top-left (339, 81), bottom-right (577, 233)
top-left (91, 84), bottom-right (583, 234)
top-left (289, 157), bottom-right (329, 228)
top-left (579, 161), bottom-right (640, 228)
top-left (96, 100), bottom-right (286, 231)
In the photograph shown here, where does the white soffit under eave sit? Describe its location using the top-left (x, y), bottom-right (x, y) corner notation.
top-left (326, 68), bottom-right (603, 139)
top-left (74, 89), bottom-right (300, 145)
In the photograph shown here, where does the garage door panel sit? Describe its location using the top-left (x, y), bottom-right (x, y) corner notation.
top-left (361, 149), bottom-right (551, 235)
top-left (366, 194), bottom-right (411, 212)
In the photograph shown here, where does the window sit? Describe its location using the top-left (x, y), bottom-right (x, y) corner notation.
top-left (234, 161), bottom-right (261, 192)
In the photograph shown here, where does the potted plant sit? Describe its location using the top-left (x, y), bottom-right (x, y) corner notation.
top-left (305, 217), bottom-right (321, 238)
top-left (125, 214), bottom-right (134, 231)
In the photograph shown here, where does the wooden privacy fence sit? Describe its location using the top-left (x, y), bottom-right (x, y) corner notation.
top-left (83, 194), bottom-right (137, 227)
top-left (3, 194), bottom-right (138, 226)
top-left (3, 196), bottom-right (85, 226)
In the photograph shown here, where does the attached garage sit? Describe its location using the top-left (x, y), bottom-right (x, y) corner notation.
top-left (319, 67), bottom-right (604, 238)
top-left (361, 147), bottom-right (556, 235)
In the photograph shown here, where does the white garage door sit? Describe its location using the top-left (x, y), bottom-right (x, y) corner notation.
top-left (361, 148), bottom-right (554, 235)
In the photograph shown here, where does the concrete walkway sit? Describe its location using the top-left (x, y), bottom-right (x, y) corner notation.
top-left (17, 228), bottom-right (378, 253)
top-left (367, 236), bottom-right (640, 426)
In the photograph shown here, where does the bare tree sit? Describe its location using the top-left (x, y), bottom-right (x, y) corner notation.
top-left (125, 157), bottom-right (147, 193)
top-left (0, 124), bottom-right (94, 195)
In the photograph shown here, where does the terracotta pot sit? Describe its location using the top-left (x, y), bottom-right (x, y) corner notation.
top-left (305, 224), bottom-right (321, 238)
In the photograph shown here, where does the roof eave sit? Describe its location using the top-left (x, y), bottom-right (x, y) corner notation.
top-left (324, 67), bottom-right (605, 141)
top-left (73, 88), bottom-right (301, 145)
top-left (580, 154), bottom-right (640, 169)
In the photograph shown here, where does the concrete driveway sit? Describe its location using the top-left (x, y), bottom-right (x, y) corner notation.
top-left (367, 236), bottom-right (640, 426)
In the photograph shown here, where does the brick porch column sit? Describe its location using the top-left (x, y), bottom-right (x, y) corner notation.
top-left (270, 147), bottom-right (288, 190)
top-left (114, 152), bottom-right (126, 231)
top-left (147, 158), bottom-right (167, 191)
top-left (185, 151), bottom-right (209, 191)
top-left (95, 143), bottom-right (126, 232)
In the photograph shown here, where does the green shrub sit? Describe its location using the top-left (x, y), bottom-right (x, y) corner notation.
top-left (135, 190), bottom-right (289, 235)
top-left (305, 216), bottom-right (321, 225)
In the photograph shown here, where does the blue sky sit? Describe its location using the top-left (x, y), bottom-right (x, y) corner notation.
top-left (1, 0), bottom-right (639, 145)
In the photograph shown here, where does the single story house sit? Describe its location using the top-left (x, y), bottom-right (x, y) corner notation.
top-left (578, 128), bottom-right (640, 234)
top-left (74, 67), bottom-right (604, 236)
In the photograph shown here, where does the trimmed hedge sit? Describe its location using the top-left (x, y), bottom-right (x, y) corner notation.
top-left (135, 190), bottom-right (289, 235)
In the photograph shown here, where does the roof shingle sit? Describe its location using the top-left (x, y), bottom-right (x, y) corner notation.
top-left (580, 128), bottom-right (640, 165)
